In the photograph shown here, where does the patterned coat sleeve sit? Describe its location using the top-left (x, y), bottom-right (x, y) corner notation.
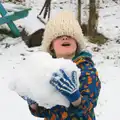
top-left (28, 56), bottom-right (101, 120)
top-left (68, 56), bottom-right (101, 118)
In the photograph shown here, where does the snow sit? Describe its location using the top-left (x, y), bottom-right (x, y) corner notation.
top-left (0, 0), bottom-right (120, 120)
top-left (9, 51), bottom-right (80, 108)
top-left (95, 64), bottom-right (120, 120)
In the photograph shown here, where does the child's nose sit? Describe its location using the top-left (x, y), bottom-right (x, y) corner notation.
top-left (62, 36), bottom-right (69, 40)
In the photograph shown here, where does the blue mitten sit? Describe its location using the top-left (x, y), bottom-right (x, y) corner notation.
top-left (21, 96), bottom-right (36, 105)
top-left (50, 69), bottom-right (80, 103)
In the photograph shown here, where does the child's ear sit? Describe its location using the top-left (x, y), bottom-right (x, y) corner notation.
top-left (49, 44), bottom-right (56, 58)
top-left (50, 46), bottom-right (53, 50)
top-left (49, 43), bottom-right (54, 50)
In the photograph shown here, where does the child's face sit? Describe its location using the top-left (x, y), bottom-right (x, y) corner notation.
top-left (50, 36), bottom-right (77, 59)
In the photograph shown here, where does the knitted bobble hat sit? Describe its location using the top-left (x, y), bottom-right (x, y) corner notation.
top-left (40, 10), bottom-right (86, 54)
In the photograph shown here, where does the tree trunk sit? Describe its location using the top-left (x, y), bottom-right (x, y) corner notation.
top-left (96, 0), bottom-right (100, 29)
top-left (88, 0), bottom-right (98, 37)
top-left (77, 0), bottom-right (81, 25)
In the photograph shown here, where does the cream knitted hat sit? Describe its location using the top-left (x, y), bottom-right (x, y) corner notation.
top-left (40, 10), bottom-right (86, 54)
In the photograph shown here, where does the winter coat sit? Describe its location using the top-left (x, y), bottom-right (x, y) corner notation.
top-left (28, 51), bottom-right (101, 120)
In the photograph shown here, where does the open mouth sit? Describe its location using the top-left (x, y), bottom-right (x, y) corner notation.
top-left (61, 43), bottom-right (71, 46)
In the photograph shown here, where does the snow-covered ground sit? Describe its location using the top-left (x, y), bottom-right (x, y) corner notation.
top-left (0, 0), bottom-right (120, 120)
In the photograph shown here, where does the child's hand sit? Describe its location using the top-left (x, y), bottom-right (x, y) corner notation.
top-left (21, 96), bottom-right (36, 105)
top-left (50, 69), bottom-right (80, 103)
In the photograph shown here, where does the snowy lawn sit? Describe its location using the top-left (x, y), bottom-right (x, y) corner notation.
top-left (0, 0), bottom-right (120, 120)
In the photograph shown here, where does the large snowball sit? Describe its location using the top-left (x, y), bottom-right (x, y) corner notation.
top-left (9, 52), bottom-right (80, 108)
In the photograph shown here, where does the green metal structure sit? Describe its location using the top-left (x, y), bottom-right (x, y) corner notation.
top-left (0, 3), bottom-right (31, 37)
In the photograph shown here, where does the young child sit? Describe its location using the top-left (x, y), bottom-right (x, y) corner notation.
top-left (23, 11), bottom-right (101, 120)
